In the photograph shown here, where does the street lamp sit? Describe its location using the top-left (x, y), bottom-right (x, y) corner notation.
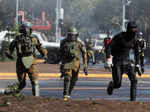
top-left (16, 0), bottom-right (19, 25)
top-left (121, 0), bottom-right (132, 31)
top-left (56, 0), bottom-right (64, 42)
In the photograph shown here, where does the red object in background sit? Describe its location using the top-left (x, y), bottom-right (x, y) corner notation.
top-left (33, 11), bottom-right (51, 31)
top-left (18, 11), bottom-right (24, 22)
top-left (32, 21), bottom-right (51, 31)
top-left (42, 11), bottom-right (46, 23)
top-left (16, 10), bottom-right (51, 31)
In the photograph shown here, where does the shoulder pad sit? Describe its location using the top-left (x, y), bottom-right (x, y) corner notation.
top-left (77, 38), bottom-right (84, 45)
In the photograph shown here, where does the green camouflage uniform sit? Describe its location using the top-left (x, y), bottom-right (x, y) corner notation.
top-left (59, 38), bottom-right (87, 97)
top-left (7, 34), bottom-right (48, 96)
top-left (85, 41), bottom-right (95, 65)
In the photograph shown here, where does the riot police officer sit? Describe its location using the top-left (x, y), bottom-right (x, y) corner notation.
top-left (5, 23), bottom-right (48, 96)
top-left (59, 27), bottom-right (88, 101)
top-left (136, 32), bottom-right (146, 73)
top-left (107, 21), bottom-right (140, 101)
top-left (85, 39), bottom-right (95, 65)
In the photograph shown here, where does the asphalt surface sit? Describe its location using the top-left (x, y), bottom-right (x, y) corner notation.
top-left (1, 77), bottom-right (150, 102)
top-left (0, 63), bottom-right (150, 102)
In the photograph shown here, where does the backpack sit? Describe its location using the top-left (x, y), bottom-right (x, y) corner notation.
top-left (17, 34), bottom-right (34, 56)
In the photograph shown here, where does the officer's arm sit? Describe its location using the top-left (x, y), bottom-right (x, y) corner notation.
top-left (134, 40), bottom-right (142, 76)
top-left (134, 40), bottom-right (140, 65)
top-left (33, 37), bottom-right (48, 57)
top-left (9, 40), bottom-right (16, 54)
top-left (143, 39), bottom-right (147, 49)
top-left (5, 40), bottom-right (16, 59)
top-left (80, 42), bottom-right (87, 64)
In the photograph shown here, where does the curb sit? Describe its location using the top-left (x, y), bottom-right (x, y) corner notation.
top-left (0, 73), bottom-right (149, 78)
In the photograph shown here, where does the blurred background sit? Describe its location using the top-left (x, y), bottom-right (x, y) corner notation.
top-left (0, 0), bottom-right (150, 64)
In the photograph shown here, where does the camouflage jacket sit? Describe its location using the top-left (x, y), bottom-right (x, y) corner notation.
top-left (8, 34), bottom-right (48, 65)
top-left (85, 42), bottom-right (94, 51)
top-left (59, 38), bottom-right (87, 69)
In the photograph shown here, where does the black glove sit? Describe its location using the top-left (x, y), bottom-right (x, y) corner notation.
top-left (5, 51), bottom-right (14, 60)
top-left (135, 64), bottom-right (142, 76)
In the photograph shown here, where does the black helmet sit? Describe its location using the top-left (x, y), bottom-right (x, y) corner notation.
top-left (67, 26), bottom-right (79, 41)
top-left (19, 22), bottom-right (33, 35)
top-left (127, 21), bottom-right (137, 31)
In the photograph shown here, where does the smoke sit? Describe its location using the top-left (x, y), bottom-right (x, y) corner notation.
top-left (1, 0), bottom-right (121, 34)
top-left (19, 0), bottom-right (56, 16)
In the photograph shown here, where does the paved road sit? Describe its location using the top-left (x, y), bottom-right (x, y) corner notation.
top-left (1, 77), bottom-right (150, 102)
top-left (0, 63), bottom-right (150, 102)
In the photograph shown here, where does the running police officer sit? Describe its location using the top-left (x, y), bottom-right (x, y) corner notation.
top-left (59, 26), bottom-right (88, 101)
top-left (5, 23), bottom-right (48, 96)
top-left (107, 21), bottom-right (140, 101)
top-left (135, 32), bottom-right (146, 73)
top-left (85, 39), bottom-right (95, 65)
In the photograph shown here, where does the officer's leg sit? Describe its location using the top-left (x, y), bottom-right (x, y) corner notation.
top-left (91, 51), bottom-right (95, 64)
top-left (15, 60), bottom-right (27, 93)
top-left (16, 72), bottom-right (26, 93)
top-left (28, 64), bottom-right (39, 96)
top-left (31, 80), bottom-right (39, 96)
top-left (104, 53), bottom-right (107, 70)
top-left (127, 65), bottom-right (137, 101)
top-left (87, 54), bottom-right (90, 65)
top-left (141, 55), bottom-right (144, 73)
top-left (5, 71), bottom-right (26, 95)
top-left (69, 69), bottom-right (79, 95)
top-left (107, 65), bottom-right (123, 95)
top-left (63, 69), bottom-right (71, 97)
top-left (105, 50), bottom-right (110, 59)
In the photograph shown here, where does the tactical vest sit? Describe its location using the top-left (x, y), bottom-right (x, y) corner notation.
top-left (16, 35), bottom-right (34, 57)
top-left (63, 41), bottom-right (80, 61)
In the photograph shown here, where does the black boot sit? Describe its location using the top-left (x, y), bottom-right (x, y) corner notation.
top-left (63, 76), bottom-right (71, 96)
top-left (107, 81), bottom-right (114, 95)
top-left (130, 82), bottom-right (137, 101)
top-left (69, 80), bottom-right (76, 95)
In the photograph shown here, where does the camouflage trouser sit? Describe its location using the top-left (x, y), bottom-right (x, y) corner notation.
top-left (16, 58), bottom-right (39, 96)
top-left (62, 68), bottom-right (80, 96)
top-left (87, 50), bottom-right (95, 64)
